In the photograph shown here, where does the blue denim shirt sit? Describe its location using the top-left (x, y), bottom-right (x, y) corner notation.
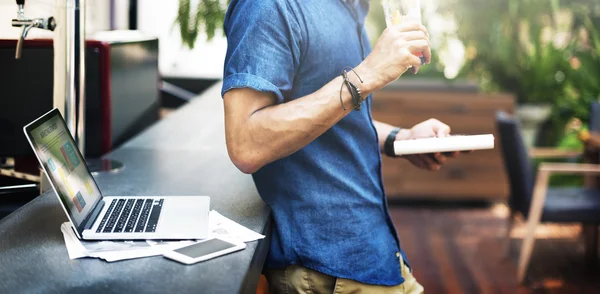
top-left (222, 0), bottom-right (408, 286)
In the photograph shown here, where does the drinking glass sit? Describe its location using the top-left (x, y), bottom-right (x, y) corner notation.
top-left (381, 0), bottom-right (425, 65)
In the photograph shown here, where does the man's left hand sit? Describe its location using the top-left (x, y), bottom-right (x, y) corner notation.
top-left (395, 119), bottom-right (461, 171)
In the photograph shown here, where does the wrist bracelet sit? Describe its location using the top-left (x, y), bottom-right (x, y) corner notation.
top-left (384, 128), bottom-right (401, 157)
top-left (339, 67), bottom-right (365, 111)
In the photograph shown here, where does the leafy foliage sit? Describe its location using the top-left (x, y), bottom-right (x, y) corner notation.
top-left (564, 9), bottom-right (600, 123)
top-left (453, 0), bottom-right (573, 104)
top-left (175, 0), bottom-right (229, 49)
top-left (444, 0), bottom-right (600, 146)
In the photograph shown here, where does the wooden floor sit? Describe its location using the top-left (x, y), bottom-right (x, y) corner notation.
top-left (389, 201), bottom-right (600, 294)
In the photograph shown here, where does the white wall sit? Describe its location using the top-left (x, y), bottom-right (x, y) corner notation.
top-left (0, 0), bottom-right (228, 79)
top-left (112, 0), bottom-right (129, 30)
top-left (137, 0), bottom-right (227, 80)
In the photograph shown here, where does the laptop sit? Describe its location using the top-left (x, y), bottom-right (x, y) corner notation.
top-left (24, 108), bottom-right (210, 240)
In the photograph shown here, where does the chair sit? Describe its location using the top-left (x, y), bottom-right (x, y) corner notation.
top-left (496, 111), bottom-right (600, 283)
top-left (589, 102), bottom-right (600, 132)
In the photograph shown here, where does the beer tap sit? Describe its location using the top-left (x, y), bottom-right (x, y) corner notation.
top-left (11, 0), bottom-right (123, 174)
top-left (11, 0), bottom-right (56, 59)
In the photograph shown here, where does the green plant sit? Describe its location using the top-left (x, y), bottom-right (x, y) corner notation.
top-left (446, 0), bottom-right (600, 147)
top-left (175, 0), bottom-right (229, 49)
top-left (562, 9), bottom-right (600, 125)
top-left (456, 0), bottom-right (574, 105)
top-left (543, 6), bottom-right (600, 147)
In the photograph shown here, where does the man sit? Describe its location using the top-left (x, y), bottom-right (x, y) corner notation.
top-left (221, 0), bottom-right (459, 293)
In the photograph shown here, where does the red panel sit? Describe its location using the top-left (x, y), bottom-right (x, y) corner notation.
top-left (0, 38), bottom-right (53, 47)
top-left (89, 40), bottom-right (112, 154)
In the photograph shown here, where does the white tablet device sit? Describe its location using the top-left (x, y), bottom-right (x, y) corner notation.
top-left (393, 134), bottom-right (495, 156)
top-left (163, 237), bottom-right (246, 265)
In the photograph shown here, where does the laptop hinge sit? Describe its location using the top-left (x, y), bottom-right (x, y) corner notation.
top-left (80, 199), bottom-right (106, 232)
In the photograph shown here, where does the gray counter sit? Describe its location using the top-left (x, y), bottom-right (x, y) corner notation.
top-left (0, 82), bottom-right (271, 294)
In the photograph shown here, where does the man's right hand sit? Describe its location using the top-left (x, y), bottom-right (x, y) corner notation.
top-left (355, 23), bottom-right (431, 92)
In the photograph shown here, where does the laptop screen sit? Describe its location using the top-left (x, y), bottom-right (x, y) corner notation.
top-left (26, 110), bottom-right (102, 227)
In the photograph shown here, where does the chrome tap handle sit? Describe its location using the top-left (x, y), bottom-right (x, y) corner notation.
top-left (46, 17), bottom-right (56, 31)
top-left (15, 25), bottom-right (32, 59)
top-left (40, 17), bottom-right (56, 31)
top-left (12, 17), bottom-right (55, 31)
top-left (11, 17), bottom-right (55, 59)
top-left (14, 0), bottom-right (26, 59)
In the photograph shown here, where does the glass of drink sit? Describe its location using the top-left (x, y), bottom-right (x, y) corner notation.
top-left (381, 0), bottom-right (426, 65)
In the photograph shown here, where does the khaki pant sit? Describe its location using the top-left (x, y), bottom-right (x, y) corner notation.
top-left (265, 256), bottom-right (424, 294)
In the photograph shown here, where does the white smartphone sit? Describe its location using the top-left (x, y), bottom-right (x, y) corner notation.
top-left (163, 237), bottom-right (246, 265)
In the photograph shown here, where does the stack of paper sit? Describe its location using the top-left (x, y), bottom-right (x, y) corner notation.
top-left (60, 210), bottom-right (265, 262)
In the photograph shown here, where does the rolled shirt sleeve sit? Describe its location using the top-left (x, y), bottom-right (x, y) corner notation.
top-left (221, 0), bottom-right (303, 104)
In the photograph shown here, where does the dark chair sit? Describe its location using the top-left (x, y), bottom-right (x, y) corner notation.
top-left (590, 102), bottom-right (600, 132)
top-left (496, 111), bottom-right (600, 283)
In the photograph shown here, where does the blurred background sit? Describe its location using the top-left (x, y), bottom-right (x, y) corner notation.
top-left (1, 0), bottom-right (599, 293)
top-left (368, 0), bottom-right (600, 151)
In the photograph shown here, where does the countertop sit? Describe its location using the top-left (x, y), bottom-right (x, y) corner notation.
top-left (0, 82), bottom-right (270, 294)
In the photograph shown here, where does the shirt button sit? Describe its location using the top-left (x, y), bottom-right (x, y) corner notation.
top-left (396, 252), bottom-right (400, 257)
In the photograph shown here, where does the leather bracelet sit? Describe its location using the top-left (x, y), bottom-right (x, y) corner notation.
top-left (339, 67), bottom-right (365, 111)
top-left (384, 128), bottom-right (401, 157)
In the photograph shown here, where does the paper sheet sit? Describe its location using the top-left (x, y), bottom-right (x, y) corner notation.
top-left (60, 210), bottom-right (265, 262)
top-left (208, 210), bottom-right (265, 242)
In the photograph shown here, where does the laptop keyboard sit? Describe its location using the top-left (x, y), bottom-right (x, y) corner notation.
top-left (96, 198), bottom-right (164, 234)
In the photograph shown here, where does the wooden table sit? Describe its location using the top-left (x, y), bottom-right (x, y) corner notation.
top-left (582, 132), bottom-right (600, 265)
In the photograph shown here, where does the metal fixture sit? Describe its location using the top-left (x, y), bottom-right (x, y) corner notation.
top-left (12, 0), bottom-right (123, 175)
top-left (53, 0), bottom-right (86, 155)
top-left (53, 0), bottom-right (123, 174)
top-left (11, 0), bottom-right (56, 59)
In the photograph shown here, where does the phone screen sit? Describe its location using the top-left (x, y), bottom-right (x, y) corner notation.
top-left (174, 239), bottom-right (237, 258)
